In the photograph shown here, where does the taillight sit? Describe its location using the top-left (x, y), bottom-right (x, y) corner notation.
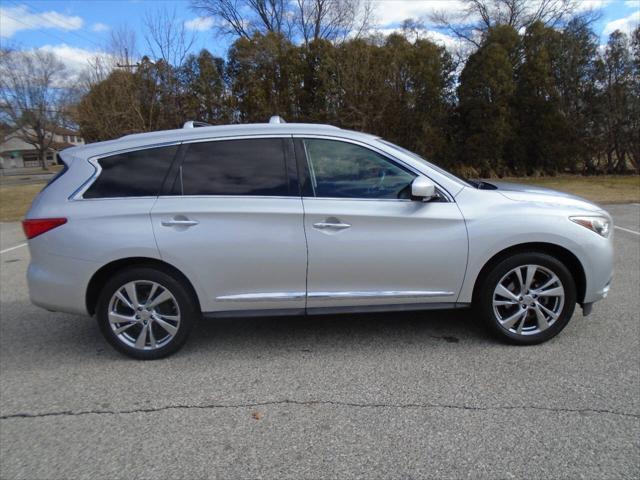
top-left (22, 218), bottom-right (67, 239)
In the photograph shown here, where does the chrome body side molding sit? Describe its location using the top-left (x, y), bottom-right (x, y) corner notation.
top-left (216, 290), bottom-right (455, 302)
top-left (216, 292), bottom-right (306, 302)
top-left (307, 290), bottom-right (455, 300)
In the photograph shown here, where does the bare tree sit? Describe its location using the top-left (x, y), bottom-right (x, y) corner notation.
top-left (0, 49), bottom-right (69, 169)
top-left (295, 0), bottom-right (372, 44)
top-left (190, 0), bottom-right (287, 39)
top-left (110, 24), bottom-right (139, 66)
top-left (431, 0), bottom-right (579, 47)
top-left (144, 7), bottom-right (195, 66)
top-left (190, 0), bottom-right (370, 42)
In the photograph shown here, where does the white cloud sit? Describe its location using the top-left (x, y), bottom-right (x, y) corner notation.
top-left (0, 5), bottom-right (83, 38)
top-left (374, 27), bottom-right (465, 52)
top-left (184, 16), bottom-right (215, 31)
top-left (373, 1), bottom-right (468, 27)
top-left (624, 1), bottom-right (639, 9)
top-left (425, 30), bottom-right (466, 51)
top-left (575, 0), bottom-right (614, 12)
top-left (36, 44), bottom-right (109, 80)
top-left (91, 22), bottom-right (109, 33)
top-left (603, 10), bottom-right (640, 36)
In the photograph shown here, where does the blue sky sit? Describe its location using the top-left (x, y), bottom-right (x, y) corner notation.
top-left (1, 0), bottom-right (638, 75)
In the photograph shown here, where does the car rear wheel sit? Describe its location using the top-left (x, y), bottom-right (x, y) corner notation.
top-left (96, 267), bottom-right (198, 359)
top-left (478, 252), bottom-right (577, 344)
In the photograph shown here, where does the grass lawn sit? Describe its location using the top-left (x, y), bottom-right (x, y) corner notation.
top-left (0, 175), bottom-right (638, 223)
top-left (0, 183), bottom-right (47, 222)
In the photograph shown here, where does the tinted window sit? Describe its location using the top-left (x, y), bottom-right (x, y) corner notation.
top-left (179, 138), bottom-right (289, 196)
top-left (84, 145), bottom-right (177, 198)
top-left (304, 139), bottom-right (415, 199)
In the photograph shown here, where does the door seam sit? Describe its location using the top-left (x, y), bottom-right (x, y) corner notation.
top-left (301, 196), bottom-right (310, 312)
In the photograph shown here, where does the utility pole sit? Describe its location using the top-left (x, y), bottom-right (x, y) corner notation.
top-left (117, 48), bottom-right (139, 70)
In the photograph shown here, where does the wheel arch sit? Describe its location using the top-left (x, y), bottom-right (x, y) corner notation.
top-left (471, 242), bottom-right (587, 305)
top-left (86, 257), bottom-right (202, 315)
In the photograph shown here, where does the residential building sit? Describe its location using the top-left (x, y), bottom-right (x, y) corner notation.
top-left (0, 127), bottom-right (85, 169)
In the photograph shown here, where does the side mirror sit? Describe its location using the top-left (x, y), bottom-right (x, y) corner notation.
top-left (411, 176), bottom-right (436, 201)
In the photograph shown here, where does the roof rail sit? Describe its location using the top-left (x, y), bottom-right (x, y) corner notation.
top-left (183, 120), bottom-right (212, 129)
top-left (269, 116), bottom-right (286, 124)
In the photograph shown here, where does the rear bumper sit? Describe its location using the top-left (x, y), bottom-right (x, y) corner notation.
top-left (27, 250), bottom-right (96, 316)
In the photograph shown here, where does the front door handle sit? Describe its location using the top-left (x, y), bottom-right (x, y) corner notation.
top-left (313, 221), bottom-right (351, 230)
top-left (161, 218), bottom-right (199, 227)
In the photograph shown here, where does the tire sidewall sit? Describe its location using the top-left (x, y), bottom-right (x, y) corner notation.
top-left (479, 252), bottom-right (577, 345)
top-left (96, 267), bottom-right (198, 359)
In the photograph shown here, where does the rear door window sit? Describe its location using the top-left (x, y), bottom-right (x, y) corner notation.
top-left (176, 138), bottom-right (290, 196)
top-left (84, 145), bottom-right (178, 198)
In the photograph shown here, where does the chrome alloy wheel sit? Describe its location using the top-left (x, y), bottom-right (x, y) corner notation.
top-left (108, 280), bottom-right (181, 350)
top-left (492, 264), bottom-right (565, 336)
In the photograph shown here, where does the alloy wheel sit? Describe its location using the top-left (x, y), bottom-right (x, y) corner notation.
top-left (108, 280), bottom-right (181, 350)
top-left (492, 264), bottom-right (565, 336)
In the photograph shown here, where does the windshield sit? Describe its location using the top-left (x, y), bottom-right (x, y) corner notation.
top-left (377, 139), bottom-right (472, 187)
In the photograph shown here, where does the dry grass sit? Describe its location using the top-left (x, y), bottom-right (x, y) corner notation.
top-left (0, 183), bottom-right (46, 222)
top-left (0, 175), bottom-right (638, 222)
top-left (501, 175), bottom-right (640, 204)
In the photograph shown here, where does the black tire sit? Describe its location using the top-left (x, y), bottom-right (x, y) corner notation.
top-left (96, 266), bottom-right (198, 359)
top-left (477, 252), bottom-right (577, 345)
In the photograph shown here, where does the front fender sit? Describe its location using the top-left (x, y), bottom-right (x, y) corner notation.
top-left (455, 188), bottom-right (611, 304)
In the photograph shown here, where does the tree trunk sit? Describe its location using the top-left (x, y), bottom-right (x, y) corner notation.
top-left (40, 150), bottom-right (47, 170)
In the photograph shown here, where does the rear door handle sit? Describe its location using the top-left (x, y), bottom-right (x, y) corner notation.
top-left (313, 221), bottom-right (351, 230)
top-left (161, 218), bottom-right (199, 227)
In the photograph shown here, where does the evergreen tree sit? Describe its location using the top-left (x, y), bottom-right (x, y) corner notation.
top-left (227, 33), bottom-right (303, 123)
top-left (180, 50), bottom-right (228, 124)
top-left (457, 25), bottom-right (520, 176)
top-left (512, 21), bottom-right (570, 175)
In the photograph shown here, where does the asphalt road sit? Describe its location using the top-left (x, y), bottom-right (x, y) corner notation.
top-left (1, 205), bottom-right (638, 479)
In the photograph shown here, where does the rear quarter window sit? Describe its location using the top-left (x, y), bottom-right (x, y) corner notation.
top-left (83, 145), bottom-right (178, 198)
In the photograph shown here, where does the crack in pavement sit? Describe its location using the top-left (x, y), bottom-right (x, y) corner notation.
top-left (1, 399), bottom-right (638, 420)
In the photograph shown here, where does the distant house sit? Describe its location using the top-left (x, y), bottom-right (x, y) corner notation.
top-left (0, 127), bottom-right (85, 169)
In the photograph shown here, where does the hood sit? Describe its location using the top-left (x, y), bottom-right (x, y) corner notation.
top-left (486, 181), bottom-right (604, 213)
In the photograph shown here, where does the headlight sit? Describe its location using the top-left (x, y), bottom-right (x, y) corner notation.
top-left (570, 216), bottom-right (611, 237)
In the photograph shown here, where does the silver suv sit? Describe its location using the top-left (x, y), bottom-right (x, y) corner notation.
top-left (24, 119), bottom-right (614, 359)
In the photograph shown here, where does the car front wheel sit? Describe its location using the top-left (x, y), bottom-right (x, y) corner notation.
top-left (96, 267), bottom-right (197, 359)
top-left (478, 252), bottom-right (577, 344)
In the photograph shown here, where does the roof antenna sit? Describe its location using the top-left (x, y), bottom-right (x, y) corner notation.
top-left (269, 116), bottom-right (286, 124)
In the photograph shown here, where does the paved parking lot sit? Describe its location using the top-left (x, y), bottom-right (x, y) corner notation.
top-left (1, 204), bottom-right (638, 479)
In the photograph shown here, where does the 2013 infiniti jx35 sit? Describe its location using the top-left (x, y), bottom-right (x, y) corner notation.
top-left (24, 118), bottom-right (614, 359)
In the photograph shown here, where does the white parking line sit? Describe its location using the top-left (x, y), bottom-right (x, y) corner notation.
top-left (615, 226), bottom-right (640, 236)
top-left (0, 243), bottom-right (27, 254)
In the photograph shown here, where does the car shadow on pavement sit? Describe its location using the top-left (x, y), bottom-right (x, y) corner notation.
top-left (187, 308), bottom-right (493, 354)
top-left (0, 301), bottom-right (494, 362)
